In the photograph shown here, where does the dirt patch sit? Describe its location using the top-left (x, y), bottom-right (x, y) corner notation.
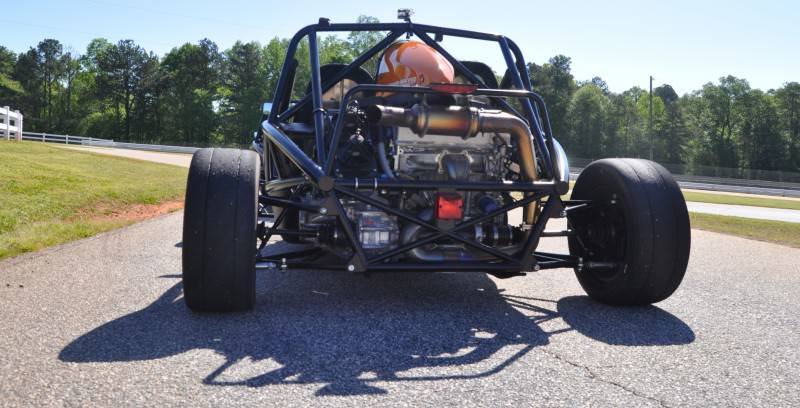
top-left (70, 199), bottom-right (184, 224)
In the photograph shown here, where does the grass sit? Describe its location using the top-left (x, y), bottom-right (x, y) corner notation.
top-left (690, 212), bottom-right (800, 248)
top-left (555, 181), bottom-right (800, 248)
top-left (563, 180), bottom-right (800, 210)
top-left (682, 190), bottom-right (800, 211)
top-left (0, 141), bottom-right (187, 260)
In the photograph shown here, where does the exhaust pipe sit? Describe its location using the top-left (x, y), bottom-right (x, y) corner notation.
top-left (366, 104), bottom-right (539, 223)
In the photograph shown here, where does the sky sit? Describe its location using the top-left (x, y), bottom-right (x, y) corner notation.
top-left (1, 0), bottom-right (798, 95)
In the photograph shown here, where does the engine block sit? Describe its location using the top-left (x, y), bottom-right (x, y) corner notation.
top-left (393, 127), bottom-right (509, 182)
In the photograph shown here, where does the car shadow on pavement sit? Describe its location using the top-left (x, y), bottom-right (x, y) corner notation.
top-left (59, 269), bottom-right (694, 396)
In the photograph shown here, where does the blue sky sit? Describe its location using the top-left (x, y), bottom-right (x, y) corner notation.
top-left (1, 0), bottom-right (798, 94)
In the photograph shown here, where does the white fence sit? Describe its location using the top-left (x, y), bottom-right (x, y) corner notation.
top-left (17, 130), bottom-right (200, 154)
top-left (1, 106), bottom-right (23, 141)
top-left (19, 131), bottom-right (112, 145)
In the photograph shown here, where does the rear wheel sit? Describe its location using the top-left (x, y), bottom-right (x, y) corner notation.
top-left (568, 158), bottom-right (690, 305)
top-left (182, 148), bottom-right (259, 312)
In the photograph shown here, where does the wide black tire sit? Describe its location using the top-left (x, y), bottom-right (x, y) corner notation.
top-left (182, 148), bottom-right (259, 312)
top-left (568, 158), bottom-right (690, 305)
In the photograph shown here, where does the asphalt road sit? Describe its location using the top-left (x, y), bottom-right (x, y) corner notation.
top-left (679, 181), bottom-right (800, 198)
top-left (1, 212), bottom-right (798, 407)
top-left (57, 145), bottom-right (193, 167)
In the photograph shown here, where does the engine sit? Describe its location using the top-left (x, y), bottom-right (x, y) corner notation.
top-left (394, 129), bottom-right (509, 183)
top-left (282, 98), bottom-right (538, 262)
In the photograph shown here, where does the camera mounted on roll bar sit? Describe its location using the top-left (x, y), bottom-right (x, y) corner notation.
top-left (397, 8), bottom-right (414, 22)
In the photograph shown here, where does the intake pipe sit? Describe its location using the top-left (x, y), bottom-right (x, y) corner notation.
top-left (365, 104), bottom-right (539, 223)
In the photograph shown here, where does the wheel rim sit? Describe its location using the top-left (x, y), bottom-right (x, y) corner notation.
top-left (570, 193), bottom-right (627, 281)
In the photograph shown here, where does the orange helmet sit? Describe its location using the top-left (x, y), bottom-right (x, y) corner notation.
top-left (377, 40), bottom-right (455, 87)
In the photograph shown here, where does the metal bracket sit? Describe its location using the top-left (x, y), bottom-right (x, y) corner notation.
top-left (321, 195), bottom-right (341, 216)
top-left (346, 255), bottom-right (367, 273)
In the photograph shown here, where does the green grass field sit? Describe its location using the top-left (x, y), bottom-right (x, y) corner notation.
top-left (0, 141), bottom-right (187, 260)
top-left (682, 190), bottom-right (800, 211)
top-left (690, 212), bottom-right (800, 248)
top-left (564, 180), bottom-right (800, 210)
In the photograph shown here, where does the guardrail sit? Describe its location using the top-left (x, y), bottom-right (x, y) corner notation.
top-left (677, 180), bottom-right (800, 198)
top-left (570, 157), bottom-right (800, 184)
top-left (1, 106), bottom-right (23, 141)
top-left (570, 166), bottom-right (800, 198)
top-left (83, 140), bottom-right (200, 154)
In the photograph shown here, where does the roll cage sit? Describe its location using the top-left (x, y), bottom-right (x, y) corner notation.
top-left (257, 17), bottom-right (575, 275)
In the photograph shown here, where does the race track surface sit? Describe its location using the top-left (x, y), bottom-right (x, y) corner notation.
top-left (1, 212), bottom-right (798, 407)
top-left (57, 145), bottom-right (193, 168)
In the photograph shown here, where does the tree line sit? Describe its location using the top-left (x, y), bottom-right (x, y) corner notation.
top-left (1, 16), bottom-right (798, 173)
top-left (531, 57), bottom-right (800, 173)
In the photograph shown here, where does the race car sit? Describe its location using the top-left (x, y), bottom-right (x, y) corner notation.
top-left (181, 11), bottom-right (690, 312)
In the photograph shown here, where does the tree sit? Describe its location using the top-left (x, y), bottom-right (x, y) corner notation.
top-left (347, 15), bottom-right (383, 74)
top-left (0, 46), bottom-right (15, 75)
top-left (12, 40), bottom-right (65, 130)
top-left (775, 82), bottom-right (800, 170)
top-left (737, 90), bottom-right (785, 170)
top-left (161, 39), bottom-right (222, 145)
top-left (683, 76), bottom-right (750, 169)
top-left (57, 51), bottom-right (82, 132)
top-left (290, 37), bottom-right (311, 100)
top-left (589, 76), bottom-right (609, 94)
top-left (320, 36), bottom-right (355, 65)
top-left (527, 55), bottom-right (577, 139)
top-left (132, 54), bottom-right (164, 142)
top-left (605, 88), bottom-right (645, 157)
top-left (37, 39), bottom-right (64, 129)
top-left (566, 84), bottom-right (609, 158)
top-left (262, 37), bottom-right (288, 105)
top-left (654, 84), bottom-right (679, 103)
top-left (83, 38), bottom-right (113, 72)
top-left (0, 46), bottom-right (23, 106)
top-left (654, 84), bottom-right (688, 163)
top-left (75, 39), bottom-right (113, 139)
top-left (220, 41), bottom-right (269, 144)
top-left (95, 40), bottom-right (149, 140)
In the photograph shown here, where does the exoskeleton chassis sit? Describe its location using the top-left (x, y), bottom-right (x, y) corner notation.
top-left (181, 14), bottom-right (690, 312)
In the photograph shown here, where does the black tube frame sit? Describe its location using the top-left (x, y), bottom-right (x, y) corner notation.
top-left (258, 19), bottom-right (577, 273)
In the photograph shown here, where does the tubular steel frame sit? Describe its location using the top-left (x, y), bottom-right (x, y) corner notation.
top-left (258, 19), bottom-right (576, 275)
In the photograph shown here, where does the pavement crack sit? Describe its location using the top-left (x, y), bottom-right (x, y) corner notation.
top-left (539, 348), bottom-right (670, 408)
